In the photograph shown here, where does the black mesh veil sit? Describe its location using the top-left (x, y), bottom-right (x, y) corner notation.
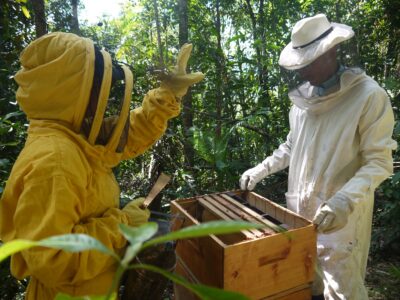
top-left (280, 39), bottom-right (360, 100)
top-left (81, 46), bottom-right (130, 153)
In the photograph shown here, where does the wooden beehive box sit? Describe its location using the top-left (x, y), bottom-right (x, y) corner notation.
top-left (170, 191), bottom-right (317, 300)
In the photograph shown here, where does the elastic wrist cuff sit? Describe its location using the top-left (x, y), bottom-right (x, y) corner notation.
top-left (331, 192), bottom-right (354, 212)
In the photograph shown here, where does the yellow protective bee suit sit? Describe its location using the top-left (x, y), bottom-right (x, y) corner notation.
top-left (0, 32), bottom-right (203, 299)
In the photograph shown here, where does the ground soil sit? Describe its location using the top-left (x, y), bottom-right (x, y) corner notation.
top-left (366, 254), bottom-right (400, 299)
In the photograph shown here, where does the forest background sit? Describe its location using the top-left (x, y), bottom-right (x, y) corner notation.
top-left (0, 0), bottom-right (399, 299)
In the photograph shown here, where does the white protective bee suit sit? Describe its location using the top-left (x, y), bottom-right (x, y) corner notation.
top-left (244, 67), bottom-right (396, 299)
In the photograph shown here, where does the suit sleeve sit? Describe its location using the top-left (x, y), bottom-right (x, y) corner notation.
top-left (336, 89), bottom-right (397, 204)
top-left (260, 131), bottom-right (292, 175)
top-left (122, 87), bottom-right (180, 159)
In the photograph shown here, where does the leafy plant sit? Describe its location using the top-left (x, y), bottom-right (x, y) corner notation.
top-left (389, 264), bottom-right (400, 282)
top-left (0, 220), bottom-right (265, 300)
top-left (191, 126), bottom-right (233, 171)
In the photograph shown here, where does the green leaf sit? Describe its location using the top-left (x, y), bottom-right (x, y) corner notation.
top-left (38, 234), bottom-right (118, 260)
top-left (131, 264), bottom-right (249, 300)
top-left (55, 293), bottom-right (116, 300)
top-left (21, 6), bottom-right (30, 19)
top-left (4, 111), bottom-right (23, 120)
top-left (187, 283), bottom-right (250, 300)
top-left (119, 223), bottom-right (158, 265)
top-left (216, 160), bottom-right (227, 170)
top-left (142, 220), bottom-right (263, 249)
top-left (392, 172), bottom-right (400, 184)
top-left (119, 222), bottom-right (158, 245)
top-left (121, 242), bottom-right (141, 266)
top-left (253, 39), bottom-right (262, 47)
top-left (0, 239), bottom-right (37, 263)
top-left (394, 121), bottom-right (400, 135)
top-left (0, 158), bottom-right (10, 168)
top-left (0, 141), bottom-right (20, 147)
top-left (389, 263), bottom-right (400, 280)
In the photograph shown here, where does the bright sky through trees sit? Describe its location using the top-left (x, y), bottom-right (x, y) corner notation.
top-left (79, 0), bottom-right (126, 24)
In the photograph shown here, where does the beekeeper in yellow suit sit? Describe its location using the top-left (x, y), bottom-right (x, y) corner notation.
top-left (0, 32), bottom-right (204, 299)
top-left (239, 14), bottom-right (396, 300)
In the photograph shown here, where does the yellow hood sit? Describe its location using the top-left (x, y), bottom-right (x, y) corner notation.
top-left (15, 32), bottom-right (95, 132)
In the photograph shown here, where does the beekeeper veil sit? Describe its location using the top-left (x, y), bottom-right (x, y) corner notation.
top-left (81, 46), bottom-right (132, 153)
top-left (279, 14), bottom-right (355, 98)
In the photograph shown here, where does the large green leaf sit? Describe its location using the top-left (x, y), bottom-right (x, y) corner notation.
top-left (142, 220), bottom-right (264, 249)
top-left (131, 264), bottom-right (249, 300)
top-left (0, 239), bottom-right (37, 263)
top-left (38, 234), bottom-right (118, 260)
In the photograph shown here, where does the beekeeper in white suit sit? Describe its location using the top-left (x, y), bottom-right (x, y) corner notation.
top-left (239, 14), bottom-right (396, 300)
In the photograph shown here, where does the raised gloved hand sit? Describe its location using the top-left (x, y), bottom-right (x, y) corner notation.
top-left (161, 43), bottom-right (204, 99)
top-left (239, 163), bottom-right (269, 191)
top-left (122, 197), bottom-right (150, 227)
top-left (312, 194), bottom-right (353, 234)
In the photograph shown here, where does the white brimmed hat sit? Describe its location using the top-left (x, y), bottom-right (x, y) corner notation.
top-left (279, 14), bottom-right (354, 70)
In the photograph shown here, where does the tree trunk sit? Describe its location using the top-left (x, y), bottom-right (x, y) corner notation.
top-left (258, 0), bottom-right (268, 95)
top-left (31, 0), bottom-right (47, 38)
top-left (153, 0), bottom-right (164, 67)
top-left (244, 0), bottom-right (269, 107)
top-left (147, 141), bottom-right (164, 212)
top-left (146, 0), bottom-right (166, 212)
top-left (178, 0), bottom-right (195, 168)
top-left (71, 0), bottom-right (80, 34)
top-left (214, 0), bottom-right (224, 138)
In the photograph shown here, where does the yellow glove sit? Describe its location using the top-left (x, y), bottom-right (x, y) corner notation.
top-left (161, 43), bottom-right (205, 99)
top-left (122, 197), bottom-right (150, 227)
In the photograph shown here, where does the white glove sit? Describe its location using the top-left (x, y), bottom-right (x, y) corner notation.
top-left (313, 194), bottom-right (353, 234)
top-left (239, 163), bottom-right (269, 191)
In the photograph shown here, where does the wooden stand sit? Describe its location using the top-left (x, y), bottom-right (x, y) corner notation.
top-left (171, 191), bottom-right (316, 300)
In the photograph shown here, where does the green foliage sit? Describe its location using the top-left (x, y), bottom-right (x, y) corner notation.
top-left (46, 0), bottom-right (83, 32)
top-left (14, 0), bottom-right (30, 19)
top-left (0, 257), bottom-right (27, 300)
top-left (0, 220), bottom-right (264, 299)
top-left (372, 70), bottom-right (400, 254)
top-left (190, 125), bottom-right (244, 188)
top-left (389, 264), bottom-right (400, 281)
top-left (372, 170), bottom-right (400, 254)
top-left (0, 1), bottom-right (32, 190)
